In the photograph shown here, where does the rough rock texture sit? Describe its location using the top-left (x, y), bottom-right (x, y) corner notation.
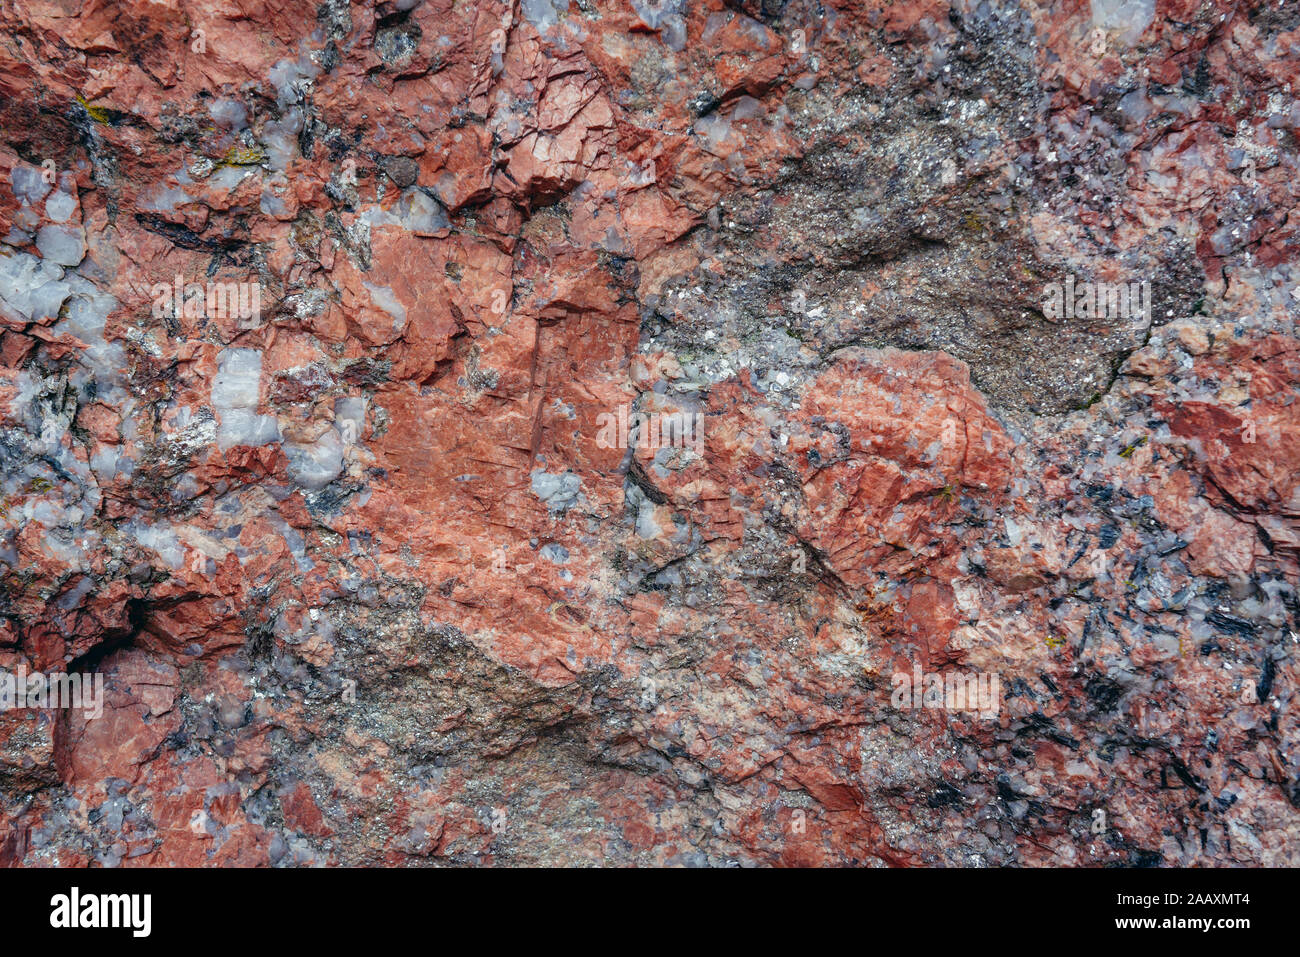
top-left (0, 0), bottom-right (1298, 866)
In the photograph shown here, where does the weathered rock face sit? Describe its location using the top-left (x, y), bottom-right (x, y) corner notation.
top-left (0, 0), bottom-right (1297, 866)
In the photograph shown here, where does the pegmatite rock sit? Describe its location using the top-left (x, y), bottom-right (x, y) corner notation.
top-left (0, 0), bottom-right (1297, 866)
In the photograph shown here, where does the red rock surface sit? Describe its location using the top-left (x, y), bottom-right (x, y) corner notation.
top-left (0, 0), bottom-right (1297, 866)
